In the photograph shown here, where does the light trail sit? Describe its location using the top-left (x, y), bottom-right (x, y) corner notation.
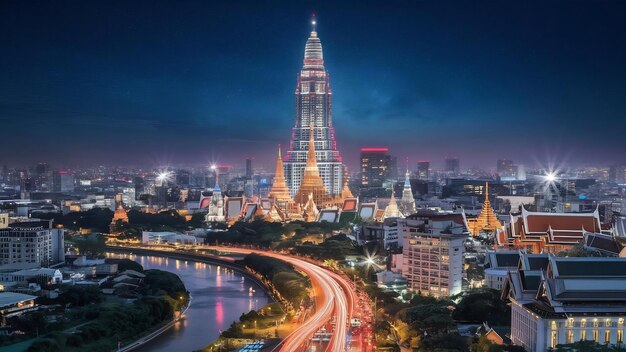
top-left (207, 246), bottom-right (356, 352)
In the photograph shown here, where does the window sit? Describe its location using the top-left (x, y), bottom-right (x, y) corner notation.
top-left (593, 330), bottom-right (599, 342)
top-left (581, 330), bottom-right (587, 341)
top-left (551, 331), bottom-right (558, 348)
top-left (605, 330), bottom-right (611, 344)
top-left (618, 330), bottom-right (623, 344)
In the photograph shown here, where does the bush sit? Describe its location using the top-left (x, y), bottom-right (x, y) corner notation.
top-left (105, 258), bottom-right (144, 272)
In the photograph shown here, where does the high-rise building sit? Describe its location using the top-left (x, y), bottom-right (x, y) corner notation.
top-left (609, 164), bottom-right (626, 184)
top-left (444, 157), bottom-right (460, 174)
top-left (245, 158), bottom-right (253, 179)
top-left (417, 161), bottom-right (430, 180)
top-left (497, 159), bottom-right (518, 179)
top-left (52, 170), bottom-right (75, 193)
top-left (284, 17), bottom-right (345, 198)
top-left (360, 148), bottom-right (392, 188)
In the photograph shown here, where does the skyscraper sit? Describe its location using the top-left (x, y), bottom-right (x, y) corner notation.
top-left (497, 159), bottom-right (518, 179)
top-left (444, 157), bottom-right (460, 174)
top-left (245, 158), bottom-right (253, 178)
top-left (284, 17), bottom-right (345, 198)
top-left (416, 161), bottom-right (430, 180)
top-left (360, 147), bottom-right (392, 188)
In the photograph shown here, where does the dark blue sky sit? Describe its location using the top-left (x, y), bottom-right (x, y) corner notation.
top-left (1, 0), bottom-right (625, 171)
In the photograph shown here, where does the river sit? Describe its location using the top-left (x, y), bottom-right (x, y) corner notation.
top-left (106, 253), bottom-right (271, 352)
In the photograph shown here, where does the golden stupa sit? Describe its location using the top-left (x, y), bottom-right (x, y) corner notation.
top-left (268, 145), bottom-right (293, 204)
top-left (468, 182), bottom-right (502, 235)
top-left (294, 124), bottom-right (331, 206)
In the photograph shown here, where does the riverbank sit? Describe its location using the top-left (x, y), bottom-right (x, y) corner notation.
top-left (106, 247), bottom-right (285, 351)
top-left (106, 246), bottom-right (286, 306)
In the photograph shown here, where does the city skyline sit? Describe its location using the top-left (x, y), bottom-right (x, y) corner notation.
top-left (2, 1), bottom-right (626, 170)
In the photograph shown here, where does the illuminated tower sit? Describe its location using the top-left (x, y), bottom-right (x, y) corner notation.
top-left (268, 146), bottom-right (293, 204)
top-left (294, 124), bottom-right (331, 205)
top-left (400, 169), bottom-right (416, 216)
top-left (284, 16), bottom-right (345, 198)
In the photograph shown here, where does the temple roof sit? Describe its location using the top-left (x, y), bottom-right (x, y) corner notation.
top-left (268, 146), bottom-right (293, 203)
top-left (294, 124), bottom-right (331, 205)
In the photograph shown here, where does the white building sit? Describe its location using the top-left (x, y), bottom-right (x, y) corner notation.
top-left (504, 254), bottom-right (626, 351)
top-left (397, 211), bottom-right (469, 297)
top-left (402, 231), bottom-right (466, 297)
top-left (141, 231), bottom-right (198, 245)
top-left (0, 268), bottom-right (62, 285)
top-left (0, 220), bottom-right (64, 266)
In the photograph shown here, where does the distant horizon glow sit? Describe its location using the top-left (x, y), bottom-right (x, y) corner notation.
top-left (1, 2), bottom-right (625, 170)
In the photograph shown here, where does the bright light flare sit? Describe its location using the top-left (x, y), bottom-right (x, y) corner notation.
top-left (544, 172), bottom-right (557, 182)
top-left (210, 164), bottom-right (217, 170)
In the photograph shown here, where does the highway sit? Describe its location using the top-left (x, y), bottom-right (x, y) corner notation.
top-left (108, 243), bottom-right (373, 352)
top-left (207, 246), bottom-right (365, 352)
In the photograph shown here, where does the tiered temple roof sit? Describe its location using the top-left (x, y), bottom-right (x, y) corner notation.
top-left (467, 182), bottom-right (502, 235)
top-left (497, 206), bottom-right (604, 253)
top-left (268, 146), bottom-right (293, 204)
top-left (294, 124), bottom-right (331, 206)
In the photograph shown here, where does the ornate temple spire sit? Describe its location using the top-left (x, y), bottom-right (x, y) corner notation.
top-left (269, 145), bottom-right (293, 203)
top-left (384, 191), bottom-right (401, 219)
top-left (294, 124), bottom-right (331, 205)
top-left (467, 182), bottom-right (502, 235)
top-left (400, 167), bottom-right (416, 216)
top-left (341, 167), bottom-right (354, 199)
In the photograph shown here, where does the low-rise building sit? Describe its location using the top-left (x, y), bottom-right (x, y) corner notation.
top-left (503, 254), bottom-right (626, 352)
top-left (0, 292), bottom-right (37, 326)
top-left (484, 250), bottom-right (521, 290)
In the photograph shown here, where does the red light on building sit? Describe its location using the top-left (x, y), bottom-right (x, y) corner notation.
top-left (360, 147), bottom-right (389, 153)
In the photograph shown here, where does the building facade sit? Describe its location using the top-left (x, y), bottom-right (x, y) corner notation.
top-left (0, 221), bottom-right (63, 266)
top-left (504, 254), bottom-right (626, 352)
top-left (360, 148), bottom-right (392, 188)
top-left (284, 18), bottom-right (345, 198)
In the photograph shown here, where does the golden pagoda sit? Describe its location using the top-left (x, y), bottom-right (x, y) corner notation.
top-left (468, 182), bottom-right (502, 236)
top-left (294, 124), bottom-right (331, 206)
top-left (383, 191), bottom-right (402, 219)
top-left (268, 145), bottom-right (293, 204)
top-left (341, 167), bottom-right (354, 199)
top-left (112, 204), bottom-right (129, 224)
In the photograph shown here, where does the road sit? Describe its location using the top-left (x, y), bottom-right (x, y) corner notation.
top-left (207, 246), bottom-right (366, 352)
top-left (108, 243), bottom-right (374, 352)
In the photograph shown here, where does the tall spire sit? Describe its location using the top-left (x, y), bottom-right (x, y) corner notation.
top-left (467, 182), bottom-right (502, 235)
top-left (269, 145), bottom-right (292, 203)
top-left (311, 13), bottom-right (317, 33)
top-left (295, 124), bottom-right (330, 205)
top-left (303, 16), bottom-right (324, 69)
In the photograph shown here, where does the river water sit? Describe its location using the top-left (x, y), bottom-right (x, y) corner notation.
top-left (106, 253), bottom-right (271, 352)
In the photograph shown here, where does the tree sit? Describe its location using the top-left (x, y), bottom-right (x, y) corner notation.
top-left (452, 288), bottom-right (510, 325)
top-left (73, 233), bottom-right (107, 259)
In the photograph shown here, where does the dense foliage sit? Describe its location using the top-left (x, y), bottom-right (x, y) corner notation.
top-left (72, 233), bottom-right (107, 259)
top-left (452, 288), bottom-right (510, 325)
top-left (104, 258), bottom-right (144, 272)
top-left (26, 269), bottom-right (188, 352)
top-left (243, 253), bottom-right (310, 306)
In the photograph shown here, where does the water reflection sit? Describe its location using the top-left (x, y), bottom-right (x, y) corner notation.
top-left (106, 253), bottom-right (271, 352)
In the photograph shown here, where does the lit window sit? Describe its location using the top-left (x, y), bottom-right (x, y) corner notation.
top-left (605, 330), bottom-right (611, 344)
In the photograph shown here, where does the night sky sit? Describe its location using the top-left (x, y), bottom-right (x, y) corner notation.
top-left (1, 1), bottom-right (625, 171)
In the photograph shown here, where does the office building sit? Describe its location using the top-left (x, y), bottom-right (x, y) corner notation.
top-left (444, 157), bottom-right (460, 175)
top-left (52, 170), bottom-right (75, 193)
top-left (417, 160), bottom-right (430, 180)
top-left (0, 221), bottom-right (64, 266)
top-left (609, 164), bottom-right (626, 184)
top-left (497, 159), bottom-right (518, 180)
top-left (245, 158), bottom-right (253, 178)
top-left (360, 147), bottom-right (392, 188)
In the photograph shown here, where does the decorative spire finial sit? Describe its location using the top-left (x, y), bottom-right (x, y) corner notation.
top-left (311, 13), bottom-right (317, 33)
